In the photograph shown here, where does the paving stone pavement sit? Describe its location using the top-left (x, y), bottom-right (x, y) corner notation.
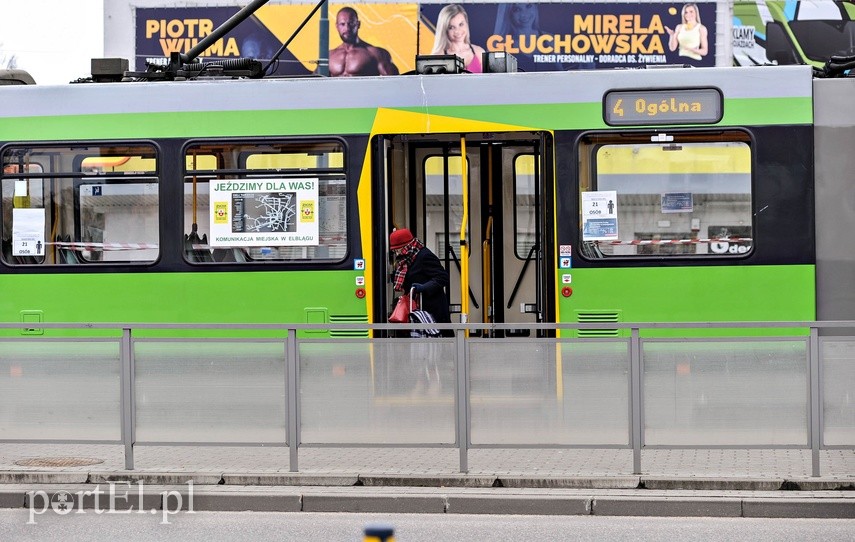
top-left (0, 443), bottom-right (853, 517)
top-left (0, 443), bottom-right (852, 480)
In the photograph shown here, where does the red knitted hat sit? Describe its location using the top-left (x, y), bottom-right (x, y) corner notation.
top-left (389, 228), bottom-right (414, 249)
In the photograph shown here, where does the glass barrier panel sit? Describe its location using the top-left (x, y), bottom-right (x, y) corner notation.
top-left (0, 340), bottom-right (120, 440)
top-left (821, 338), bottom-right (855, 446)
top-left (134, 340), bottom-right (286, 443)
top-left (643, 339), bottom-right (808, 446)
top-left (470, 339), bottom-right (630, 445)
top-left (300, 339), bottom-right (456, 444)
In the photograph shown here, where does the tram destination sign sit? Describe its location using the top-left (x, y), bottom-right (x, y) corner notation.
top-left (604, 88), bottom-right (722, 126)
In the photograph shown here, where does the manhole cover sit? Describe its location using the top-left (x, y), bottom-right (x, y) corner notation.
top-left (15, 457), bottom-right (104, 467)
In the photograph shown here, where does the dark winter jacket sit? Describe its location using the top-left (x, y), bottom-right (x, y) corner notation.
top-left (400, 247), bottom-right (451, 324)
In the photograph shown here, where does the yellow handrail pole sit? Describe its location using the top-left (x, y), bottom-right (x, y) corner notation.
top-left (459, 136), bottom-right (469, 335)
top-left (482, 216), bottom-right (492, 325)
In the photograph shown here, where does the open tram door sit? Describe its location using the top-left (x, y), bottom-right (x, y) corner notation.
top-left (373, 131), bottom-right (555, 336)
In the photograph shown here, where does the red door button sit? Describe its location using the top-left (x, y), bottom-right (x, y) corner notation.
top-left (561, 286), bottom-right (573, 297)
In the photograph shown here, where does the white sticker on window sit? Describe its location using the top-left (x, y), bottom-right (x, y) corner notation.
top-left (209, 178), bottom-right (320, 247)
top-left (581, 191), bottom-right (618, 241)
top-left (12, 208), bottom-right (45, 257)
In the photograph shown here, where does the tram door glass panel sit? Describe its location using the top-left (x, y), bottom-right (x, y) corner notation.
top-left (423, 154), bottom-right (470, 319)
top-left (503, 149), bottom-right (541, 326)
top-left (1, 144), bottom-right (159, 265)
top-left (578, 135), bottom-right (753, 258)
top-left (514, 154), bottom-right (537, 258)
top-left (183, 140), bottom-right (347, 264)
top-left (424, 155), bottom-right (467, 260)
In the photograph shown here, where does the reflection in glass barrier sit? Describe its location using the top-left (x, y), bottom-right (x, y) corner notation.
top-left (300, 340), bottom-right (456, 444)
top-left (470, 340), bottom-right (629, 445)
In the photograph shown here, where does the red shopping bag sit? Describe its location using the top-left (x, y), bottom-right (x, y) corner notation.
top-left (389, 293), bottom-right (419, 323)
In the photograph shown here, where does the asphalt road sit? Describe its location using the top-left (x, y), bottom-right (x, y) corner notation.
top-left (1, 510), bottom-right (854, 541)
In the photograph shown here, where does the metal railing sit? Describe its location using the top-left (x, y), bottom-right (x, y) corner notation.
top-left (0, 321), bottom-right (853, 477)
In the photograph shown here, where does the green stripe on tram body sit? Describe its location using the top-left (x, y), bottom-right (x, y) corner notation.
top-left (0, 109), bottom-right (380, 140)
top-left (0, 96), bottom-right (812, 141)
top-left (561, 265), bottom-right (815, 337)
top-left (403, 96), bottom-right (812, 130)
top-left (0, 271), bottom-right (366, 338)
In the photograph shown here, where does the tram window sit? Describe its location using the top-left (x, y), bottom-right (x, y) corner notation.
top-left (1, 144), bottom-right (159, 265)
top-left (245, 149), bottom-right (344, 170)
top-left (578, 132), bottom-right (753, 259)
top-left (183, 141), bottom-right (347, 263)
top-left (434, 233), bottom-right (462, 261)
top-left (513, 154), bottom-right (537, 259)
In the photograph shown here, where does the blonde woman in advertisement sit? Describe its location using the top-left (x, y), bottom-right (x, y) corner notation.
top-left (665, 3), bottom-right (708, 61)
top-left (431, 4), bottom-right (485, 73)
